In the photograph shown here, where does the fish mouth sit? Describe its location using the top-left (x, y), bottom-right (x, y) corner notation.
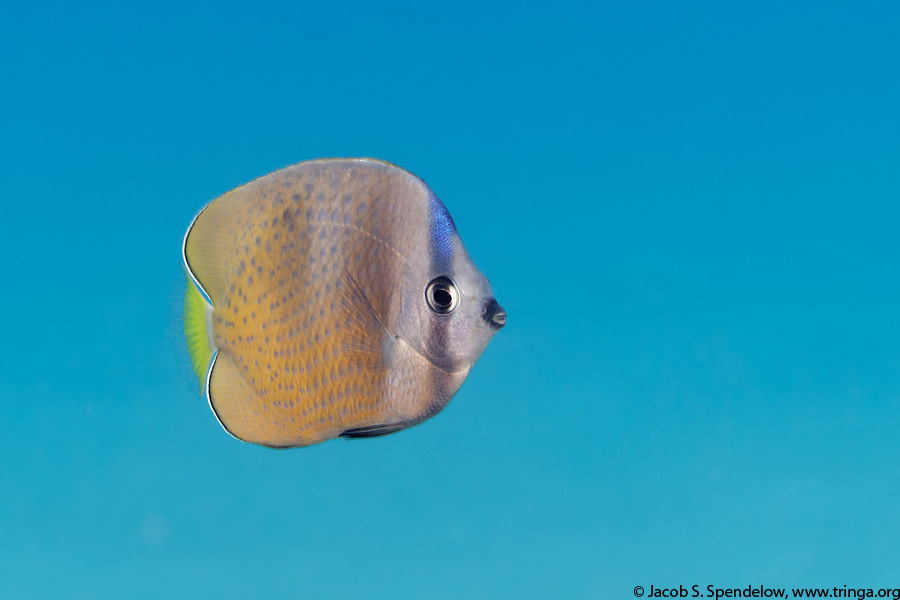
top-left (483, 299), bottom-right (506, 329)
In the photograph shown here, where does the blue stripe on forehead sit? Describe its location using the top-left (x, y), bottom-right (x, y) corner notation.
top-left (424, 190), bottom-right (456, 412)
top-left (427, 191), bottom-right (456, 270)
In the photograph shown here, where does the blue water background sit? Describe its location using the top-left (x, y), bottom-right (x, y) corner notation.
top-left (2, 1), bottom-right (899, 597)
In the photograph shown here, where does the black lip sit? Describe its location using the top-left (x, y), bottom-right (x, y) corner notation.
top-left (483, 299), bottom-right (507, 329)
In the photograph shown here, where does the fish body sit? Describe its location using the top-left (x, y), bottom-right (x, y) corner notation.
top-left (183, 158), bottom-right (505, 448)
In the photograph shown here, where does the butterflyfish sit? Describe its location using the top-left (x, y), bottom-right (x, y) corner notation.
top-left (182, 158), bottom-right (506, 448)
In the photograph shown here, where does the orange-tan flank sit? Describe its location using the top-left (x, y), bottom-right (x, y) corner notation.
top-left (186, 160), bottom-right (429, 447)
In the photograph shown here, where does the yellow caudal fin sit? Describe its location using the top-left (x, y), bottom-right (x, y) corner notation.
top-left (184, 279), bottom-right (215, 384)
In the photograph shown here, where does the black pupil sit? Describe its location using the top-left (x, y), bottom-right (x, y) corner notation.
top-left (433, 287), bottom-right (453, 308)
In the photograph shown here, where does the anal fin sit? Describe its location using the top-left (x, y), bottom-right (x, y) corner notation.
top-left (208, 351), bottom-right (312, 448)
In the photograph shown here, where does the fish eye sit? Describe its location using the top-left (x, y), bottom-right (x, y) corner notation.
top-left (425, 276), bottom-right (459, 314)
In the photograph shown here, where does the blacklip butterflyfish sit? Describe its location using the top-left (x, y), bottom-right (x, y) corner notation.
top-left (182, 158), bottom-right (505, 448)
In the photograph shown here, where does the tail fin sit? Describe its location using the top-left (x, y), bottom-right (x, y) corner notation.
top-left (184, 280), bottom-right (215, 384)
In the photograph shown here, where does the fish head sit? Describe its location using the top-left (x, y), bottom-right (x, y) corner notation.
top-left (396, 194), bottom-right (505, 375)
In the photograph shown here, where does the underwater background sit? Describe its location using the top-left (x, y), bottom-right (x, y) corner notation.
top-left (2, 1), bottom-right (899, 598)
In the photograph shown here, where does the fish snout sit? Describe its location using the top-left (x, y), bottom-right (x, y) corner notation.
top-left (484, 299), bottom-right (507, 329)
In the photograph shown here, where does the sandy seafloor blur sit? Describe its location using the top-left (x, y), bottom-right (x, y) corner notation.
top-left (1, 1), bottom-right (899, 598)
